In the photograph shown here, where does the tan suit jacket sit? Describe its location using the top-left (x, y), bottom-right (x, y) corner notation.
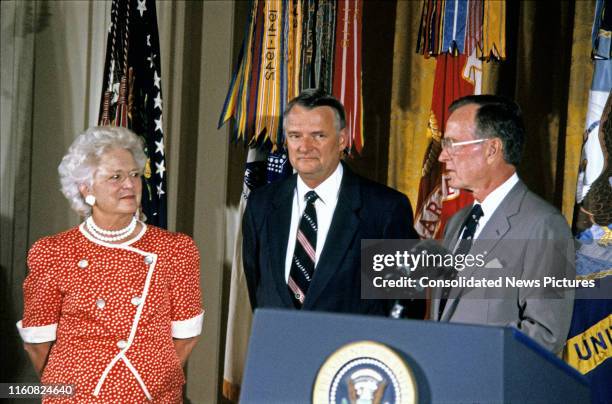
top-left (431, 181), bottom-right (575, 354)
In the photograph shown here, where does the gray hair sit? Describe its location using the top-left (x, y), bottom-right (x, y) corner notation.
top-left (283, 88), bottom-right (346, 133)
top-left (58, 126), bottom-right (147, 216)
top-left (449, 95), bottom-right (525, 166)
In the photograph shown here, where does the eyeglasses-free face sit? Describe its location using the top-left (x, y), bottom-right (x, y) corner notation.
top-left (285, 105), bottom-right (347, 189)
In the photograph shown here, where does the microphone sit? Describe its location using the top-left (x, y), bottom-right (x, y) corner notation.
top-left (389, 239), bottom-right (453, 319)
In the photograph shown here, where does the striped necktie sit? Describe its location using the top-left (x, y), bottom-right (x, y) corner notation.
top-left (288, 191), bottom-right (318, 308)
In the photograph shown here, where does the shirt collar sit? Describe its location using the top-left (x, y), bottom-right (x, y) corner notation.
top-left (296, 163), bottom-right (343, 205)
top-left (478, 172), bottom-right (519, 219)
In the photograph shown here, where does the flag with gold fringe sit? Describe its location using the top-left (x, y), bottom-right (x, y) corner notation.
top-left (416, 0), bottom-right (505, 61)
top-left (563, 2), bottom-right (612, 403)
top-left (414, 0), bottom-right (504, 240)
top-left (219, 0), bottom-right (363, 154)
top-left (219, 0), bottom-right (365, 400)
top-left (98, 0), bottom-right (167, 228)
top-left (413, 53), bottom-right (480, 239)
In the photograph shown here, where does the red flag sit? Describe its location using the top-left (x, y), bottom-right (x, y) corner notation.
top-left (414, 54), bottom-right (475, 239)
top-left (332, 0), bottom-right (363, 155)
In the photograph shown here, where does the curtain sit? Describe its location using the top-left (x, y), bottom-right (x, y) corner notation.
top-left (387, 0), bottom-right (436, 208)
top-left (0, 0), bottom-right (37, 382)
top-left (563, 1), bottom-right (598, 221)
top-left (1, 0), bottom-right (111, 382)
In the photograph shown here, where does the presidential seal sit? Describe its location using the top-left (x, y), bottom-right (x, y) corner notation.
top-left (312, 340), bottom-right (417, 404)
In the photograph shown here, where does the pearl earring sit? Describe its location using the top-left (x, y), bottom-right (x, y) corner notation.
top-left (85, 195), bottom-right (96, 206)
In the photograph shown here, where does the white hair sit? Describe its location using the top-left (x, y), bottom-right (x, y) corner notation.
top-left (58, 126), bottom-right (147, 216)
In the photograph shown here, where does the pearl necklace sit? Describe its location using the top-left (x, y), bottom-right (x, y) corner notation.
top-left (86, 216), bottom-right (137, 242)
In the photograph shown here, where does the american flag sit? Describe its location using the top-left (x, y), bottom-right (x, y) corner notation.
top-left (98, 0), bottom-right (167, 228)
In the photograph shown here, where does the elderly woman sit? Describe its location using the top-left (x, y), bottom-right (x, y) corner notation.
top-left (17, 126), bottom-right (203, 402)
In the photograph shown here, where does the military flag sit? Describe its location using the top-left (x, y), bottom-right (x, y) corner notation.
top-left (413, 53), bottom-right (479, 239)
top-left (222, 144), bottom-right (291, 402)
top-left (98, 0), bottom-right (167, 227)
top-left (413, 0), bottom-right (504, 239)
top-left (417, 0), bottom-right (505, 61)
top-left (222, 147), bottom-right (265, 401)
top-left (564, 2), bottom-right (612, 402)
top-left (332, 0), bottom-right (363, 153)
top-left (219, 0), bottom-right (364, 152)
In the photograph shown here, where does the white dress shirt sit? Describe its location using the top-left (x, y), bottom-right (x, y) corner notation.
top-left (284, 163), bottom-right (343, 282)
top-left (470, 172), bottom-right (519, 239)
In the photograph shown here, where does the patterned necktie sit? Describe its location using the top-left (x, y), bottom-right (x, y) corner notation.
top-left (288, 191), bottom-right (319, 308)
top-left (439, 204), bottom-right (484, 319)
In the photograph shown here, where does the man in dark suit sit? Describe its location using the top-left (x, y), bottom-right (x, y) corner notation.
top-left (243, 89), bottom-right (420, 316)
top-left (432, 95), bottom-right (574, 354)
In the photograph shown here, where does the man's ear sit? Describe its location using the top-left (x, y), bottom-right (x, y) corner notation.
top-left (79, 184), bottom-right (90, 199)
top-left (487, 138), bottom-right (503, 162)
top-left (338, 128), bottom-right (348, 150)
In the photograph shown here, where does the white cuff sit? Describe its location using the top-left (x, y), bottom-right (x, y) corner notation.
top-left (171, 312), bottom-right (204, 339)
top-left (16, 320), bottom-right (57, 343)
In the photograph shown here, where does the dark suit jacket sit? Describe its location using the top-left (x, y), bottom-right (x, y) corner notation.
top-left (242, 164), bottom-right (418, 315)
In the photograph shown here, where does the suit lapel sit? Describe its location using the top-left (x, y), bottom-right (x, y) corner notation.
top-left (440, 211), bottom-right (468, 319)
top-left (304, 166), bottom-right (361, 308)
top-left (477, 181), bottom-right (526, 241)
top-left (443, 208), bottom-right (470, 250)
top-left (267, 175), bottom-right (297, 307)
top-left (444, 181), bottom-right (527, 316)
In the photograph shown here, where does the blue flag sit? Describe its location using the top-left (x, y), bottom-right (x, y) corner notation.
top-left (98, 0), bottom-right (167, 228)
top-left (564, 2), bottom-right (612, 403)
